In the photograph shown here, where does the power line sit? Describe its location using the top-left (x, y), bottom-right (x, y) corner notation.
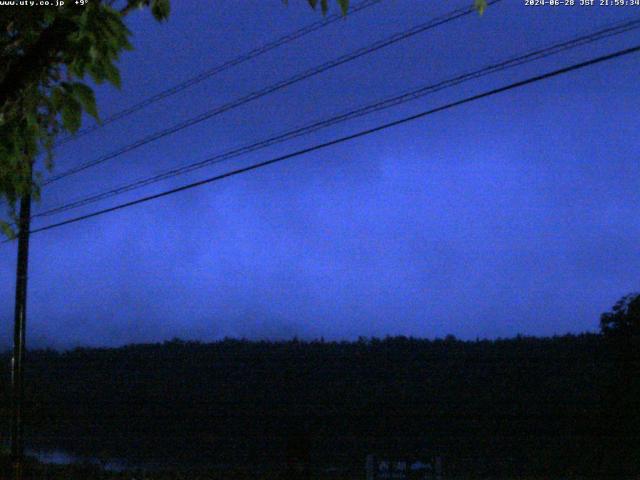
top-left (32, 17), bottom-right (640, 219)
top-left (13, 44), bottom-right (640, 241)
top-left (42, 0), bottom-right (501, 186)
top-left (53, 0), bottom-right (384, 147)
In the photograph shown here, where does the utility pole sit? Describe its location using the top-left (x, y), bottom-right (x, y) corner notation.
top-left (11, 161), bottom-right (32, 480)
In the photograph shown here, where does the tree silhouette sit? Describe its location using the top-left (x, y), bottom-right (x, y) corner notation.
top-left (600, 292), bottom-right (640, 341)
top-left (597, 293), bottom-right (640, 478)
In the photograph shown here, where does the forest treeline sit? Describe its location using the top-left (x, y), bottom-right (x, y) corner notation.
top-left (0, 333), bottom-right (638, 477)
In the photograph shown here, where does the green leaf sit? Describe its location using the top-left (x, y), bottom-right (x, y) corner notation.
top-left (151, 0), bottom-right (170, 21)
top-left (72, 83), bottom-right (99, 120)
top-left (31, 183), bottom-right (41, 202)
top-left (53, 84), bottom-right (72, 111)
top-left (0, 221), bottom-right (16, 241)
top-left (61, 97), bottom-right (82, 133)
top-left (88, 65), bottom-right (106, 85)
top-left (25, 111), bottom-right (38, 131)
top-left (337, 0), bottom-right (349, 15)
top-left (474, 0), bottom-right (487, 15)
top-left (43, 9), bottom-right (56, 25)
top-left (307, 0), bottom-right (318, 9)
top-left (321, 0), bottom-right (328, 13)
top-left (69, 57), bottom-right (87, 78)
top-left (103, 61), bottom-right (122, 88)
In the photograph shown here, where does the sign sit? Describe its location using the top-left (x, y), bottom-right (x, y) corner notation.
top-left (366, 454), bottom-right (442, 480)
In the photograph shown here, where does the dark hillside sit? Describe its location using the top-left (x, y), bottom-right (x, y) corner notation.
top-left (0, 334), bottom-right (634, 477)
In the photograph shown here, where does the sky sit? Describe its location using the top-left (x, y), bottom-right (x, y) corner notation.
top-left (1, 0), bottom-right (639, 350)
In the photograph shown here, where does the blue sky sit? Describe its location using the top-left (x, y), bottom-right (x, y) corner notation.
top-left (1, 0), bottom-right (639, 349)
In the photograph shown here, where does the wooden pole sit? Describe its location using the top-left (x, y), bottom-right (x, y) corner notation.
top-left (11, 162), bottom-right (32, 480)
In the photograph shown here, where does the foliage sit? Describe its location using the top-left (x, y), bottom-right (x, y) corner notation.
top-left (597, 293), bottom-right (640, 477)
top-left (475, 0), bottom-right (488, 15)
top-left (600, 292), bottom-right (640, 341)
top-left (0, 0), bottom-right (170, 237)
top-left (285, 0), bottom-right (352, 16)
top-left (0, 0), bottom-right (487, 239)
top-left (294, 1), bottom-right (488, 16)
top-left (0, 333), bottom-right (618, 477)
